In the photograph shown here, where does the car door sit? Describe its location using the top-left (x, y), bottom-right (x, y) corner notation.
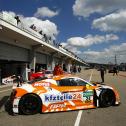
top-left (43, 78), bottom-right (83, 111)
top-left (56, 78), bottom-right (88, 109)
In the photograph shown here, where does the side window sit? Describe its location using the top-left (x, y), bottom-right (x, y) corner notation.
top-left (58, 79), bottom-right (71, 86)
top-left (69, 78), bottom-right (77, 86)
top-left (75, 79), bottom-right (88, 86)
top-left (58, 78), bottom-right (78, 86)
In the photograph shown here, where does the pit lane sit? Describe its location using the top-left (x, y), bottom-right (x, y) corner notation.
top-left (0, 69), bottom-right (126, 126)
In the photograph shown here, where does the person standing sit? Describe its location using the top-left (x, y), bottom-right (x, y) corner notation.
top-left (53, 64), bottom-right (63, 76)
top-left (100, 66), bottom-right (105, 83)
top-left (113, 66), bottom-right (118, 76)
top-left (14, 15), bottom-right (21, 25)
top-left (73, 65), bottom-right (77, 74)
top-left (78, 66), bottom-right (81, 73)
top-left (70, 66), bottom-right (73, 73)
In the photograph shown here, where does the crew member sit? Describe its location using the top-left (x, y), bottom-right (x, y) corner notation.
top-left (53, 64), bottom-right (63, 76)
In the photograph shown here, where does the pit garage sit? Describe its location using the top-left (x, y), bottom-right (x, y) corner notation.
top-left (0, 42), bottom-right (29, 84)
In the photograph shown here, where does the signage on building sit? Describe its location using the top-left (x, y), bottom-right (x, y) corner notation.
top-left (2, 77), bottom-right (13, 85)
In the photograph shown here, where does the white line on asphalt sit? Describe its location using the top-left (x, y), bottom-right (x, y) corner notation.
top-left (89, 69), bottom-right (94, 82)
top-left (0, 89), bottom-right (12, 93)
top-left (74, 110), bottom-right (83, 126)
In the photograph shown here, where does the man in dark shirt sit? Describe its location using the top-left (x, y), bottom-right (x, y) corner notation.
top-left (14, 16), bottom-right (21, 25)
top-left (113, 66), bottom-right (118, 76)
top-left (100, 66), bottom-right (105, 83)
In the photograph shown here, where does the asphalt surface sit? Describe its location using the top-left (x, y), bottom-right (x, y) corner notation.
top-left (0, 69), bottom-right (126, 126)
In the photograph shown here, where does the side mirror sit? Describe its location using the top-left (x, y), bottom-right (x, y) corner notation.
top-left (86, 84), bottom-right (90, 89)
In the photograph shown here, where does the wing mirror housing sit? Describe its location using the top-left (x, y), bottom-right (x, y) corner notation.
top-left (86, 84), bottom-right (90, 89)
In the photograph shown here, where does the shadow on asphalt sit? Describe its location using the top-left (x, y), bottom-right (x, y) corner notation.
top-left (0, 96), bottom-right (13, 115)
top-left (4, 99), bottom-right (14, 115)
top-left (0, 96), bottom-right (9, 109)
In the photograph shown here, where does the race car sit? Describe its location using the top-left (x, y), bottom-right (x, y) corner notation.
top-left (10, 74), bottom-right (120, 115)
top-left (29, 72), bottom-right (45, 80)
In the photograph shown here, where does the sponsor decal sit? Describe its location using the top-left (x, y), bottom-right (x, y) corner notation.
top-left (50, 103), bottom-right (66, 109)
top-left (84, 97), bottom-right (92, 103)
top-left (34, 82), bottom-right (50, 87)
top-left (45, 93), bottom-right (82, 102)
top-left (2, 78), bottom-right (13, 85)
top-left (83, 90), bottom-right (93, 97)
top-left (83, 90), bottom-right (94, 103)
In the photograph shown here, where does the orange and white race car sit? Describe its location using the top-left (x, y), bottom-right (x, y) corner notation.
top-left (10, 74), bottom-right (120, 115)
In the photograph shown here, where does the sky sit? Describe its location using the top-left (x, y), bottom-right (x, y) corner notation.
top-left (1, 0), bottom-right (126, 64)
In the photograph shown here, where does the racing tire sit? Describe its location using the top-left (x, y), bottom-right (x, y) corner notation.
top-left (99, 89), bottom-right (115, 107)
top-left (19, 94), bottom-right (41, 115)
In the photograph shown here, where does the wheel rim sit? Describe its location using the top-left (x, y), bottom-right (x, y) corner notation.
top-left (103, 91), bottom-right (114, 106)
top-left (21, 95), bottom-right (40, 114)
